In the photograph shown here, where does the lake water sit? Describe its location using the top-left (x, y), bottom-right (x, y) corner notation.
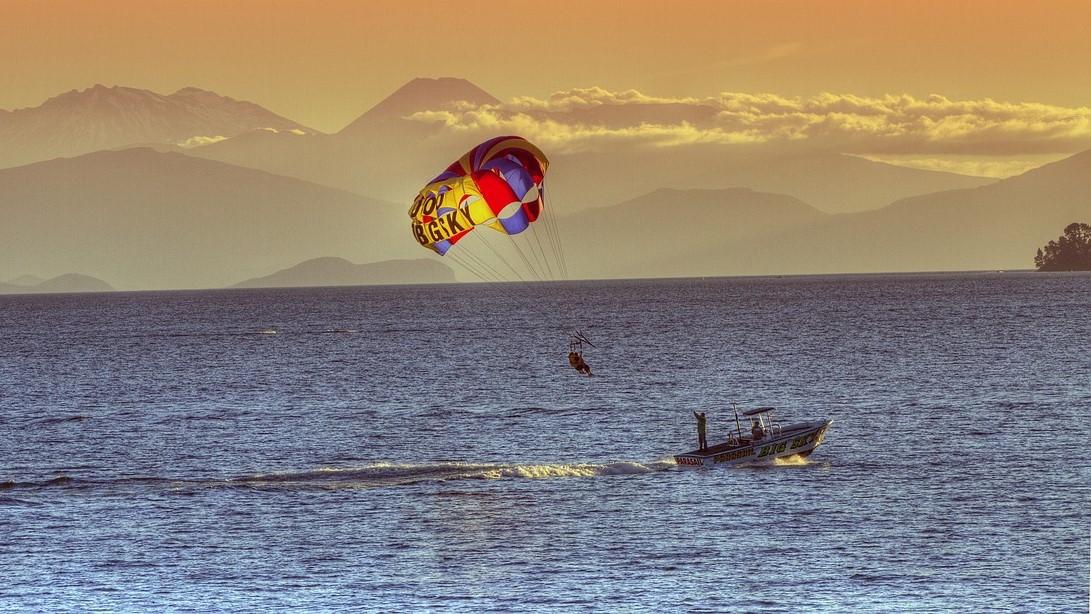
top-left (2, 273), bottom-right (1089, 612)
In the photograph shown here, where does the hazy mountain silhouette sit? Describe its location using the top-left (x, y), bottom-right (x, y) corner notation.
top-left (187, 79), bottom-right (496, 201)
top-left (5, 79), bottom-right (1086, 287)
top-left (558, 187), bottom-right (830, 278)
top-left (549, 147), bottom-right (994, 214)
top-left (0, 273), bottom-right (114, 295)
top-left (182, 78), bottom-right (992, 211)
top-left (561, 150), bottom-right (1091, 277)
top-left (3, 144), bottom-right (1086, 288)
top-left (0, 148), bottom-right (419, 290)
top-left (339, 77), bottom-right (500, 135)
top-left (231, 256), bottom-right (455, 288)
top-left (0, 85), bottom-right (316, 168)
top-left (804, 148), bottom-right (1091, 272)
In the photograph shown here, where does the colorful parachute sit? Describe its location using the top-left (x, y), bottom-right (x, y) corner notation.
top-left (410, 136), bottom-right (586, 370)
top-left (409, 136), bottom-right (549, 256)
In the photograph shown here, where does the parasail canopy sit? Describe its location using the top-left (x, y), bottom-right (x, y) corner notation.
top-left (409, 136), bottom-right (549, 256)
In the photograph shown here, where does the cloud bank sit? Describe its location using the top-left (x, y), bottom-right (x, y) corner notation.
top-left (410, 89), bottom-right (1091, 158)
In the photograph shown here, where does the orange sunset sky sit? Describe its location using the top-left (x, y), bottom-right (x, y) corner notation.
top-left (3, 0), bottom-right (1090, 174)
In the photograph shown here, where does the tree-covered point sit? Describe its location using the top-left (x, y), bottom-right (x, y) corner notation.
top-left (1035, 222), bottom-right (1091, 271)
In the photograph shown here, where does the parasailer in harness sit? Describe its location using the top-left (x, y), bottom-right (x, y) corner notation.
top-left (408, 137), bottom-right (590, 377)
top-left (568, 351), bottom-right (593, 376)
top-left (568, 332), bottom-right (594, 376)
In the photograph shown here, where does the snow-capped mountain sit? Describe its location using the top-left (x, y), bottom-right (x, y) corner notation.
top-left (0, 84), bottom-right (316, 168)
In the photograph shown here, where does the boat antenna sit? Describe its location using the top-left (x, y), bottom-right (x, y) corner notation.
top-left (732, 402), bottom-right (743, 441)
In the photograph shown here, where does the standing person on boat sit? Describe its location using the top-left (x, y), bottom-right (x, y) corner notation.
top-left (751, 418), bottom-right (765, 441)
top-left (694, 411), bottom-right (708, 450)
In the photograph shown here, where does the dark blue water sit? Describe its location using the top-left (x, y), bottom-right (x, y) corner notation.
top-left (2, 273), bottom-right (1089, 612)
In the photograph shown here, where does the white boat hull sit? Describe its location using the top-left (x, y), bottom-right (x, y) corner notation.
top-left (674, 419), bottom-right (833, 467)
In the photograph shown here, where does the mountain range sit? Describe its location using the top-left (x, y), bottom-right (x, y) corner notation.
top-left (0, 148), bottom-right (421, 289)
top-left (231, 257), bottom-right (455, 288)
top-left (176, 79), bottom-right (994, 212)
top-left (559, 151), bottom-right (1091, 278)
top-left (2, 78), bottom-right (1088, 290)
top-left (0, 85), bottom-right (314, 169)
top-left (0, 273), bottom-right (114, 295)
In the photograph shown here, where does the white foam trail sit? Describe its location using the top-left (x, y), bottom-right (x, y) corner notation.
top-left (230, 460), bottom-right (674, 488)
top-left (773, 454), bottom-right (811, 466)
top-left (489, 460), bottom-right (669, 479)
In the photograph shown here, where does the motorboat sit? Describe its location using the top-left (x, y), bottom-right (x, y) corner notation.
top-left (674, 405), bottom-right (832, 467)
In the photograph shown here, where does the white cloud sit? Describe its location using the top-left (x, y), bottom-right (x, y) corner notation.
top-left (853, 153), bottom-right (1074, 178)
top-left (256, 127), bottom-right (308, 136)
top-left (408, 89), bottom-right (1091, 157)
top-left (177, 128), bottom-right (308, 148)
top-left (508, 87), bottom-right (706, 111)
top-left (178, 135), bottom-right (228, 148)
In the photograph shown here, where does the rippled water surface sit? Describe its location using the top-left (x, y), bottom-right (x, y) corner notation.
top-left (2, 273), bottom-right (1089, 612)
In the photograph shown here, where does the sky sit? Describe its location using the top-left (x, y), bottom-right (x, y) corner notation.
top-left (3, 0), bottom-right (1091, 175)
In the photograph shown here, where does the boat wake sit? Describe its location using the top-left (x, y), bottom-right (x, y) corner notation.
top-left (230, 460), bottom-right (677, 489)
top-left (2, 460), bottom-right (677, 494)
top-left (772, 454), bottom-right (812, 466)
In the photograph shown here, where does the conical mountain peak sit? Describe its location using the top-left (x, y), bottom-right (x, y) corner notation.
top-left (338, 77), bottom-right (500, 134)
